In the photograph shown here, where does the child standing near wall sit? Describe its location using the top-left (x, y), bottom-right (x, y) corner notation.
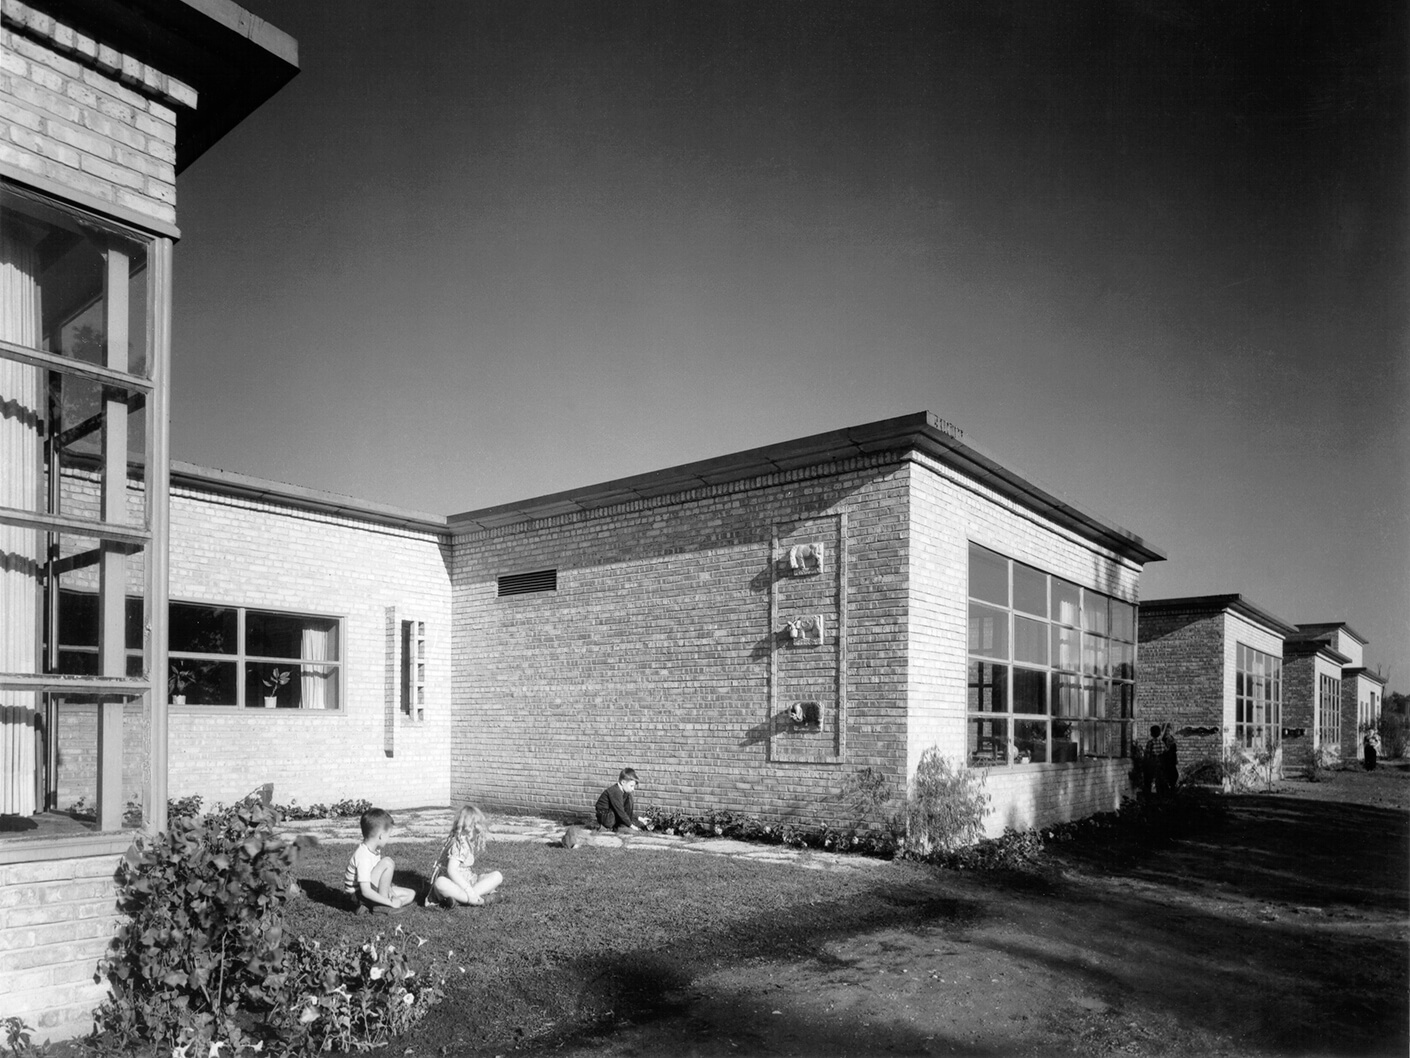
top-left (344, 808), bottom-right (417, 914)
top-left (428, 806), bottom-right (504, 907)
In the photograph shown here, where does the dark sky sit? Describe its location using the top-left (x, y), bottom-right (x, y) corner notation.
top-left (172, 1), bottom-right (1407, 679)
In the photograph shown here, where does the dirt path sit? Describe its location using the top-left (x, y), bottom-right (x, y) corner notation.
top-left (520, 766), bottom-right (1409, 1057)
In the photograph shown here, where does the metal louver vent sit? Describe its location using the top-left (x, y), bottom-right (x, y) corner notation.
top-left (497, 569), bottom-right (558, 597)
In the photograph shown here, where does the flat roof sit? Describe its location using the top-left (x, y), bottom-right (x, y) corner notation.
top-left (1342, 667), bottom-right (1389, 685)
top-left (1294, 621), bottom-right (1368, 646)
top-left (171, 461), bottom-right (448, 534)
top-left (448, 412), bottom-right (1166, 564)
top-left (1139, 594), bottom-right (1298, 638)
top-left (34, 0), bottom-right (299, 172)
top-left (1283, 638), bottom-right (1352, 665)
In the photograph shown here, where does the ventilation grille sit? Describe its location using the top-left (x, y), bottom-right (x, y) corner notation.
top-left (497, 569), bottom-right (558, 597)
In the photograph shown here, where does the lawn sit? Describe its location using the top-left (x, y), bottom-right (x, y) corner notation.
top-left (286, 766), bottom-right (1410, 1056)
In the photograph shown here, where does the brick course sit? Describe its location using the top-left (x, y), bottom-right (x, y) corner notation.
top-left (1, 1), bottom-right (189, 225)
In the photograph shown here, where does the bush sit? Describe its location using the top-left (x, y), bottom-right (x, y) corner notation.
top-left (638, 806), bottom-right (900, 857)
top-left (903, 748), bottom-right (991, 855)
top-left (93, 796), bottom-right (441, 1056)
top-left (1380, 712), bottom-right (1407, 759)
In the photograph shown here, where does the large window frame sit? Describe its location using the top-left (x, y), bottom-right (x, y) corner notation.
top-left (0, 179), bottom-right (172, 836)
top-left (1318, 673), bottom-right (1341, 750)
top-left (966, 542), bottom-right (1136, 767)
top-left (1234, 643), bottom-right (1281, 749)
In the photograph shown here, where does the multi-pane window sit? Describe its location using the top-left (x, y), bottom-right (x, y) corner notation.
top-left (1234, 644), bottom-right (1281, 748)
top-left (401, 619), bottom-right (426, 720)
top-left (57, 596), bottom-right (341, 709)
top-left (2, 180), bottom-right (169, 830)
top-left (1318, 674), bottom-right (1341, 750)
top-left (967, 542), bottom-right (1136, 766)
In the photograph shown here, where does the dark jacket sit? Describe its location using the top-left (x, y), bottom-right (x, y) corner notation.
top-left (595, 783), bottom-right (638, 830)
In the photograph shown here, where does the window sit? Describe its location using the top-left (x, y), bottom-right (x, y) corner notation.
top-left (1, 181), bottom-right (168, 831)
top-left (1318, 674), bottom-right (1341, 750)
top-left (57, 597), bottom-right (343, 709)
top-left (401, 619), bottom-right (426, 720)
top-left (497, 569), bottom-right (557, 596)
top-left (966, 542), bottom-right (1135, 766)
top-left (1234, 644), bottom-right (1281, 749)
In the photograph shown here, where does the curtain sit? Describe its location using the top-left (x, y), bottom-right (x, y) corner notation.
top-left (1, 223), bottom-right (41, 815)
top-left (300, 623), bottom-right (331, 709)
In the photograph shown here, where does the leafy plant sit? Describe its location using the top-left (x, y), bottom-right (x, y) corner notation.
top-left (167, 663), bottom-right (197, 696)
top-left (4, 1017), bottom-right (47, 1058)
top-left (92, 796), bottom-right (442, 1056)
top-left (93, 798), bottom-right (303, 1053)
top-left (262, 668), bottom-right (291, 695)
top-left (1308, 743), bottom-right (1341, 781)
top-left (903, 748), bottom-right (991, 855)
top-left (1218, 741), bottom-right (1258, 792)
top-left (839, 766), bottom-right (901, 833)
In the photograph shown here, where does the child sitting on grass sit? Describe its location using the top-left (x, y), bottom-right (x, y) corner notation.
top-left (427, 805), bottom-right (503, 907)
top-left (344, 808), bottom-right (417, 915)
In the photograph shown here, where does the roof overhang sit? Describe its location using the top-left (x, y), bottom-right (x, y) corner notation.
top-left (1139, 594), bottom-right (1298, 639)
top-left (1283, 638), bottom-right (1352, 666)
top-left (32, 0), bottom-right (298, 172)
top-left (1342, 667), bottom-right (1389, 686)
top-left (1295, 621), bottom-right (1368, 646)
top-left (449, 411), bottom-right (1166, 564)
top-left (171, 461), bottom-right (448, 535)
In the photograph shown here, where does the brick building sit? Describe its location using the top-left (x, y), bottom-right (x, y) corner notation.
top-left (1137, 595), bottom-right (1296, 778)
top-left (0, 0), bottom-right (297, 1035)
top-left (1285, 623), bottom-right (1386, 765)
top-left (449, 413), bottom-right (1164, 838)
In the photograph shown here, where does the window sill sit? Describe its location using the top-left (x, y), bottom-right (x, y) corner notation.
top-left (169, 704), bottom-right (344, 715)
top-left (0, 828), bottom-right (136, 865)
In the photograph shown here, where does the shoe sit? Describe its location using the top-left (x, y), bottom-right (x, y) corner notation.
top-left (355, 903), bottom-right (370, 916)
top-left (372, 903), bottom-right (406, 916)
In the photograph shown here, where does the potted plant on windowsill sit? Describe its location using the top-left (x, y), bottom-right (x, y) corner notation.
top-left (168, 663), bottom-right (195, 705)
top-left (263, 668), bottom-right (289, 708)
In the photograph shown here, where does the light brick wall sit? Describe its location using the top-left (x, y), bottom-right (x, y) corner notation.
top-left (1, 1), bottom-right (190, 226)
top-left (0, 849), bottom-right (125, 1038)
top-left (165, 485), bottom-right (453, 809)
top-left (1330, 630), bottom-right (1364, 668)
top-left (908, 451), bottom-right (1144, 836)
top-left (451, 456), bottom-right (912, 824)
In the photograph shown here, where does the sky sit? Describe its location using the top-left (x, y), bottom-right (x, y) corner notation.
top-left (170, 1), bottom-right (1407, 683)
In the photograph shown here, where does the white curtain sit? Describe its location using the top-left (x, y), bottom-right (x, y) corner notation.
top-left (1, 224), bottom-right (41, 816)
top-left (300, 623), bottom-right (332, 709)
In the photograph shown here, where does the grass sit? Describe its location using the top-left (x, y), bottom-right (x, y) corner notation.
top-left (285, 836), bottom-right (964, 1054)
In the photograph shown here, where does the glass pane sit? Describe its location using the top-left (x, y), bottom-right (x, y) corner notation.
top-left (1111, 682), bottom-right (1134, 719)
top-left (247, 612), bottom-right (340, 661)
top-left (1083, 592), bottom-right (1109, 635)
top-left (969, 717), bottom-right (1008, 766)
top-left (170, 602), bottom-right (238, 655)
top-left (968, 602), bottom-right (1009, 659)
top-left (1052, 625), bottom-right (1081, 672)
top-left (1013, 615), bottom-right (1047, 665)
top-left (1053, 578), bottom-right (1080, 627)
top-left (1013, 718), bottom-right (1047, 763)
top-left (1012, 563), bottom-right (1047, 617)
top-left (244, 661), bottom-right (339, 710)
top-left (1111, 640), bottom-right (1134, 681)
top-left (1109, 599), bottom-right (1135, 642)
top-left (1083, 633), bottom-right (1108, 677)
top-left (1084, 678), bottom-right (1106, 718)
top-left (967, 661), bottom-right (1007, 713)
top-left (169, 659), bottom-right (237, 705)
top-left (2, 185), bottom-right (151, 378)
top-left (1051, 672), bottom-right (1082, 717)
top-left (1013, 667), bottom-right (1047, 715)
top-left (1050, 716), bottom-right (1079, 761)
top-left (296, 663), bottom-right (339, 711)
top-left (968, 543), bottom-right (1008, 605)
top-left (55, 590), bottom-right (142, 650)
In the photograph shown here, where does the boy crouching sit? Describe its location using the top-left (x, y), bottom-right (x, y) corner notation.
top-left (344, 808), bottom-right (416, 914)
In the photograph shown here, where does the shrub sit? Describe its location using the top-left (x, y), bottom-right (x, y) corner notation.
top-left (93, 796), bottom-right (442, 1056)
top-left (93, 798), bottom-right (302, 1054)
top-left (637, 806), bottom-right (899, 857)
top-left (903, 748), bottom-right (990, 855)
top-left (270, 932), bottom-right (445, 1054)
top-left (1380, 712), bottom-right (1407, 759)
top-left (1218, 741), bottom-right (1259, 792)
top-left (1308, 743), bottom-right (1341, 782)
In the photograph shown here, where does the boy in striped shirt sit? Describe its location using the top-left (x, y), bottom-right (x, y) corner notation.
top-left (344, 808), bottom-right (416, 914)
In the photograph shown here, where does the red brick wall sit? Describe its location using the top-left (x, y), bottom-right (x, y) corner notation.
top-left (1136, 608), bottom-right (1225, 771)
